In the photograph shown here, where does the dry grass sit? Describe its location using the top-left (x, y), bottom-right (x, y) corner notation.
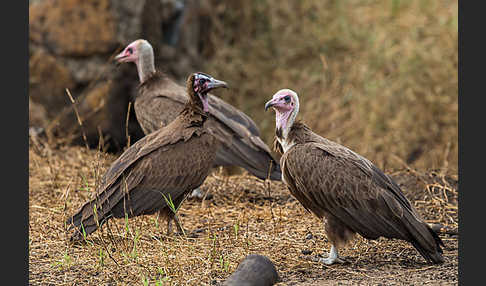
top-left (203, 0), bottom-right (458, 172)
top-left (29, 137), bottom-right (458, 285)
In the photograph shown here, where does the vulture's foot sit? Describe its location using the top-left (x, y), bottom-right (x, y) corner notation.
top-left (187, 188), bottom-right (213, 200)
top-left (319, 256), bottom-right (347, 265)
top-left (319, 245), bottom-right (348, 265)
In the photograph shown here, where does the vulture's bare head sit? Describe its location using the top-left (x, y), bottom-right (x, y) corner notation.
top-left (115, 39), bottom-right (152, 64)
top-left (115, 39), bottom-right (155, 83)
top-left (265, 89), bottom-right (300, 138)
top-left (187, 72), bottom-right (228, 113)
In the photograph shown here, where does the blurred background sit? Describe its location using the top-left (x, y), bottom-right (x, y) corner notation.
top-left (29, 0), bottom-right (458, 173)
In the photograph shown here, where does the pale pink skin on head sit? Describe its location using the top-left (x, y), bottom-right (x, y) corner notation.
top-left (114, 40), bottom-right (140, 64)
top-left (265, 89), bottom-right (299, 135)
top-left (115, 40), bottom-right (226, 113)
top-left (115, 39), bottom-right (155, 83)
top-left (193, 77), bottom-right (210, 112)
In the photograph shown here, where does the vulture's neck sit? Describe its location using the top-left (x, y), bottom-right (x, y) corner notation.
top-left (276, 107), bottom-right (299, 153)
top-left (137, 48), bottom-right (156, 84)
top-left (274, 121), bottom-right (309, 155)
top-left (181, 89), bottom-right (208, 124)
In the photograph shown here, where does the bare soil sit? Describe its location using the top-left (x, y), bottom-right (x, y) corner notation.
top-left (29, 140), bottom-right (458, 285)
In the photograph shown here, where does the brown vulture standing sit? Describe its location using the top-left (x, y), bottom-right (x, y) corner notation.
top-left (264, 89), bottom-right (444, 265)
top-left (114, 39), bottom-right (281, 185)
top-left (66, 72), bottom-right (228, 241)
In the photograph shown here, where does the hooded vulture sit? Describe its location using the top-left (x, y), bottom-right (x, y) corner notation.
top-left (114, 39), bottom-right (281, 182)
top-left (264, 89), bottom-right (444, 265)
top-left (66, 72), bottom-right (227, 241)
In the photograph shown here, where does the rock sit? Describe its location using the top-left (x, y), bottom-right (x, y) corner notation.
top-left (301, 249), bottom-right (312, 255)
top-left (222, 254), bottom-right (279, 286)
top-left (29, 49), bottom-right (75, 118)
top-left (29, 0), bottom-right (117, 56)
top-left (110, 0), bottom-right (147, 45)
top-left (29, 97), bottom-right (49, 128)
top-left (63, 56), bottom-right (116, 85)
top-left (111, 0), bottom-right (184, 49)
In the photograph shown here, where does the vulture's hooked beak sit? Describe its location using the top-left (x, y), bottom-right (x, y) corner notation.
top-left (199, 78), bottom-right (228, 113)
top-left (114, 51), bottom-right (128, 66)
top-left (207, 78), bottom-right (228, 90)
top-left (265, 98), bottom-right (277, 111)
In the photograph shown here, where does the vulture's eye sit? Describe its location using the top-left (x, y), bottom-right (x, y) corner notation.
top-left (127, 48), bottom-right (133, 54)
top-left (284, 95), bottom-right (291, 103)
top-left (198, 78), bottom-right (206, 85)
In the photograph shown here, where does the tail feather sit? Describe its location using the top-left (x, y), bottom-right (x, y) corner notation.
top-left (66, 181), bottom-right (126, 241)
top-left (66, 200), bottom-right (106, 241)
top-left (404, 214), bottom-right (445, 264)
top-left (66, 183), bottom-right (190, 241)
top-left (423, 225), bottom-right (445, 263)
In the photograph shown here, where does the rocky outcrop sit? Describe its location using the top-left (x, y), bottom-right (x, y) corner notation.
top-left (29, 49), bottom-right (76, 118)
top-left (29, 0), bottom-right (117, 57)
top-left (29, 0), bottom-right (214, 152)
top-left (29, 97), bottom-right (48, 128)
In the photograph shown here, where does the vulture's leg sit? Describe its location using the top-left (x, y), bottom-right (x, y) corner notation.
top-left (172, 214), bottom-right (185, 234)
top-left (165, 213), bottom-right (174, 236)
top-left (319, 245), bottom-right (347, 265)
top-left (156, 209), bottom-right (175, 236)
top-left (162, 194), bottom-right (188, 236)
top-left (165, 212), bottom-right (176, 236)
top-left (320, 217), bottom-right (351, 265)
top-left (164, 211), bottom-right (185, 236)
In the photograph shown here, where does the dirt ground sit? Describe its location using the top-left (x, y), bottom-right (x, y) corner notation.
top-left (29, 139), bottom-right (458, 285)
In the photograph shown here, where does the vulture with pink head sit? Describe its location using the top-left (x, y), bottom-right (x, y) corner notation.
top-left (265, 89), bottom-right (444, 265)
top-left (66, 72), bottom-right (227, 241)
top-left (115, 39), bottom-right (281, 182)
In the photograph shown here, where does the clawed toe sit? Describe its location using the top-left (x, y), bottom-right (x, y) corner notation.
top-left (317, 245), bottom-right (349, 265)
top-left (318, 256), bottom-right (348, 265)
